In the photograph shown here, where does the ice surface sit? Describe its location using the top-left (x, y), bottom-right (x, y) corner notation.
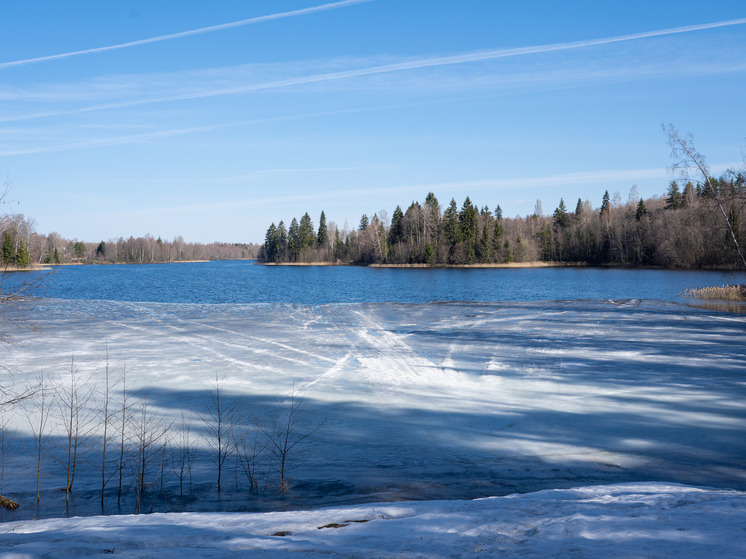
top-left (1, 483), bottom-right (745, 558)
top-left (1, 299), bottom-right (745, 523)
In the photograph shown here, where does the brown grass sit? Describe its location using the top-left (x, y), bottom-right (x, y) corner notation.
top-left (0, 496), bottom-right (19, 510)
top-left (685, 284), bottom-right (746, 301)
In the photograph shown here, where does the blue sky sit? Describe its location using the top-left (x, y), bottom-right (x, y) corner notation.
top-left (1, 0), bottom-right (745, 243)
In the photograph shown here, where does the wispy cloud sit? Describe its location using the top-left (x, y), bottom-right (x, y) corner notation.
top-left (72, 164), bottom-right (739, 221)
top-left (0, 0), bottom-right (374, 71)
top-left (4, 17), bottom-right (744, 123)
top-left (0, 103), bottom-right (407, 157)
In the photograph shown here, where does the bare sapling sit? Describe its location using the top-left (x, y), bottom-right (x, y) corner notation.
top-left (117, 360), bottom-right (133, 505)
top-left (23, 370), bottom-right (51, 501)
top-left (234, 413), bottom-right (267, 492)
top-left (56, 354), bottom-right (95, 503)
top-left (131, 397), bottom-right (171, 514)
top-left (199, 372), bottom-right (239, 492)
top-left (261, 384), bottom-right (325, 493)
top-left (95, 344), bottom-right (119, 508)
top-left (171, 412), bottom-right (195, 496)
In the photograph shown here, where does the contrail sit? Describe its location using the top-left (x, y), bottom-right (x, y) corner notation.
top-left (7, 16), bottom-right (744, 121)
top-left (0, 0), bottom-right (374, 71)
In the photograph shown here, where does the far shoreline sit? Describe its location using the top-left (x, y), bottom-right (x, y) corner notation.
top-left (259, 261), bottom-right (587, 268)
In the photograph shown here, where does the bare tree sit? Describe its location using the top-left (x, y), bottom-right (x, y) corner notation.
top-left (199, 373), bottom-right (239, 492)
top-left (665, 124), bottom-right (746, 267)
top-left (234, 414), bottom-right (267, 492)
top-left (171, 412), bottom-right (195, 496)
top-left (131, 397), bottom-right (171, 514)
top-left (261, 385), bottom-right (325, 493)
top-left (23, 370), bottom-right (51, 501)
top-left (56, 354), bottom-right (95, 503)
top-left (94, 344), bottom-right (119, 508)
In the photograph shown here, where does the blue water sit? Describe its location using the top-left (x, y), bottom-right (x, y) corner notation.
top-left (10, 261), bottom-right (746, 305)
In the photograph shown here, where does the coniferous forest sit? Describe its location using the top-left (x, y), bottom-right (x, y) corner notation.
top-left (260, 175), bottom-right (746, 268)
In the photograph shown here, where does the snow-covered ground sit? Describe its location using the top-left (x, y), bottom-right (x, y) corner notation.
top-left (1, 483), bottom-right (745, 558)
top-left (1, 298), bottom-right (745, 553)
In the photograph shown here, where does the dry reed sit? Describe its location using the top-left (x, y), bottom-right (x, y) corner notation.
top-left (0, 496), bottom-right (19, 510)
top-left (685, 284), bottom-right (746, 301)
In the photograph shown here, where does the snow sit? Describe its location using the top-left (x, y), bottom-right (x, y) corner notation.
top-left (1, 483), bottom-right (745, 557)
top-left (2, 298), bottom-right (746, 554)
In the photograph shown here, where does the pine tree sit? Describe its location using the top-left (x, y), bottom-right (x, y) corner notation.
top-left (389, 206), bottom-right (404, 245)
top-left (665, 181), bottom-right (682, 210)
top-left (299, 213), bottom-right (314, 251)
top-left (458, 197), bottom-right (477, 251)
top-left (317, 211), bottom-right (328, 248)
top-left (503, 239), bottom-right (513, 263)
top-left (635, 199), bottom-right (647, 221)
top-left (600, 190), bottom-right (611, 216)
top-left (553, 198), bottom-right (569, 228)
top-left (277, 220), bottom-right (288, 259)
top-left (96, 241), bottom-right (107, 258)
top-left (288, 218), bottom-right (301, 259)
top-left (359, 214), bottom-right (369, 231)
top-left (15, 239), bottom-right (29, 268)
top-left (443, 199), bottom-right (460, 246)
top-left (264, 223), bottom-right (278, 261)
top-left (494, 205), bottom-right (503, 221)
top-left (1, 232), bottom-right (12, 264)
top-left (478, 224), bottom-right (491, 262)
top-left (424, 244), bottom-right (434, 265)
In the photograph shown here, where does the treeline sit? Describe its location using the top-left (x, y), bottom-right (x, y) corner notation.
top-left (259, 174), bottom-right (746, 268)
top-left (0, 214), bottom-right (256, 266)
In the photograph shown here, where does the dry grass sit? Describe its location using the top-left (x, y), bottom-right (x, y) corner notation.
top-left (685, 284), bottom-right (746, 301)
top-left (0, 496), bottom-right (19, 510)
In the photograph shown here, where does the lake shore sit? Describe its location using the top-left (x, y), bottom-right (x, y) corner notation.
top-left (258, 261), bottom-right (588, 268)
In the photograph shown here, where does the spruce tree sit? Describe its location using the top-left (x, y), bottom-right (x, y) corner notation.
top-left (1, 232), bottom-right (12, 264)
top-left (299, 213), bottom-right (314, 251)
top-left (443, 199), bottom-right (459, 246)
top-left (665, 181), bottom-right (682, 210)
top-left (53, 247), bottom-right (60, 264)
top-left (15, 239), bottom-right (29, 268)
top-left (288, 218), bottom-right (300, 259)
top-left (635, 199), bottom-right (647, 221)
top-left (277, 220), bottom-right (288, 259)
top-left (359, 214), bottom-right (369, 231)
top-left (388, 206), bottom-right (404, 245)
top-left (494, 205), bottom-right (503, 221)
top-left (600, 190), bottom-right (611, 216)
top-left (553, 198), bottom-right (569, 228)
top-left (317, 211), bottom-right (328, 248)
top-left (575, 198), bottom-right (583, 216)
top-left (478, 224), bottom-right (491, 262)
top-left (264, 223), bottom-right (278, 261)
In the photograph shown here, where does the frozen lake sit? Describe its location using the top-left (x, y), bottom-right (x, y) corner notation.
top-left (2, 296), bottom-right (745, 521)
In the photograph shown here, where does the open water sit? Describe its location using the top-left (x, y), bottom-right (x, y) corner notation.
top-left (11, 260), bottom-right (746, 304)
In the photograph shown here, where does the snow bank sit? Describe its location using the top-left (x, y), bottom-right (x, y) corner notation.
top-left (1, 483), bottom-right (744, 558)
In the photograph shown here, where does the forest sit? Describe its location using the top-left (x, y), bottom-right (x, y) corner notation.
top-left (0, 217), bottom-right (257, 267)
top-left (259, 175), bottom-right (746, 269)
